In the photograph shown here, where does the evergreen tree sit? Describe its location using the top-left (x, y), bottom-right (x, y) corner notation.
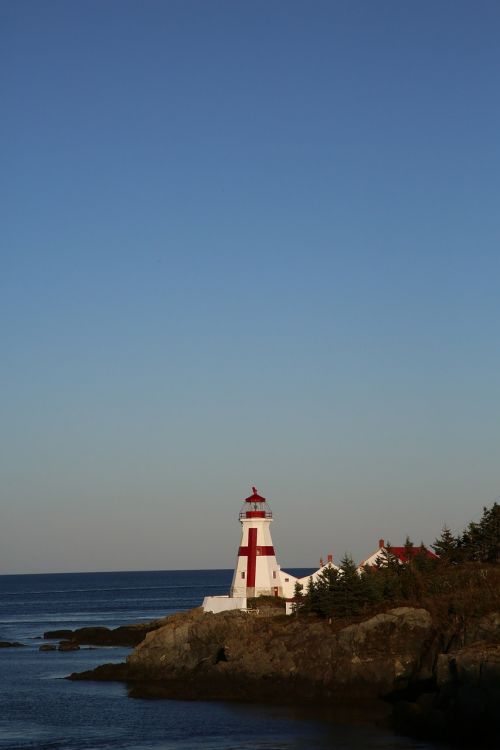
top-left (292, 581), bottom-right (304, 614)
top-left (375, 542), bottom-right (401, 572)
top-left (313, 564), bottom-right (339, 618)
top-left (414, 542), bottom-right (435, 572)
top-left (461, 503), bottom-right (500, 563)
top-left (478, 502), bottom-right (500, 563)
top-left (403, 535), bottom-right (415, 563)
top-left (334, 554), bottom-right (366, 618)
top-left (301, 576), bottom-right (318, 615)
top-left (432, 526), bottom-right (458, 563)
top-left (372, 543), bottom-right (404, 600)
top-left (294, 581), bottom-right (304, 598)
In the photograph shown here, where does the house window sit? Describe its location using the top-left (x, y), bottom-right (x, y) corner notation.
top-left (241, 572), bottom-right (245, 579)
top-left (285, 578), bottom-right (289, 582)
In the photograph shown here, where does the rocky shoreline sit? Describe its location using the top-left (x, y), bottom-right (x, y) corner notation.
top-left (42, 617), bottom-right (170, 649)
top-left (60, 604), bottom-right (500, 746)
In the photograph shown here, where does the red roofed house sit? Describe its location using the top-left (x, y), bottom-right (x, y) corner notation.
top-left (358, 538), bottom-right (438, 572)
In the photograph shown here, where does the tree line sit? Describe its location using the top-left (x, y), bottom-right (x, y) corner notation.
top-left (294, 501), bottom-right (500, 620)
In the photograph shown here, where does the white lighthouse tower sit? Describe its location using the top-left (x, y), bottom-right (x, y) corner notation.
top-left (202, 487), bottom-right (302, 613)
top-left (230, 487), bottom-right (285, 598)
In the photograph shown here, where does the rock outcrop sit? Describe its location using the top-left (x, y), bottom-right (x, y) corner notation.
top-left (121, 606), bottom-right (436, 703)
top-left (44, 617), bottom-right (171, 648)
top-left (391, 613), bottom-right (500, 745)
top-left (58, 640), bottom-right (80, 652)
top-left (69, 606), bottom-right (436, 713)
top-left (67, 604), bottom-right (500, 745)
top-left (436, 640), bottom-right (500, 728)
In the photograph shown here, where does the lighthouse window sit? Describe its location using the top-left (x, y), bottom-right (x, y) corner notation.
top-left (241, 572), bottom-right (245, 579)
top-left (273, 571), bottom-right (276, 579)
top-left (285, 578), bottom-right (289, 582)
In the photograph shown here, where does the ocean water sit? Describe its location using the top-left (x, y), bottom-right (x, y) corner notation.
top-left (0, 570), bottom-right (440, 750)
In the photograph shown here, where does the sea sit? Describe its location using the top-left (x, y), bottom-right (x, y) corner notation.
top-left (0, 569), bottom-right (444, 750)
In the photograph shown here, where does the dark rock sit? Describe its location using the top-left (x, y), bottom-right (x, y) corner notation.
top-left (432, 642), bottom-right (500, 744)
top-left (44, 617), bottom-right (171, 648)
top-left (391, 638), bottom-right (500, 745)
top-left (43, 630), bottom-right (73, 640)
top-left (67, 661), bottom-right (130, 681)
top-left (58, 640), bottom-right (80, 652)
top-left (39, 644), bottom-right (57, 652)
top-left (0, 641), bottom-right (25, 648)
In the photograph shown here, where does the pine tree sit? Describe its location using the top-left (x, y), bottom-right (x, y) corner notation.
top-left (478, 502), bottom-right (500, 563)
top-left (294, 581), bottom-right (304, 598)
top-left (432, 526), bottom-right (458, 563)
top-left (403, 535), bottom-right (415, 564)
top-left (461, 503), bottom-right (500, 563)
top-left (373, 542), bottom-right (403, 600)
top-left (414, 542), bottom-right (435, 572)
top-left (376, 542), bottom-right (400, 572)
top-left (335, 554), bottom-right (365, 618)
top-left (313, 564), bottom-right (339, 618)
top-left (292, 581), bottom-right (304, 615)
top-left (301, 576), bottom-right (318, 615)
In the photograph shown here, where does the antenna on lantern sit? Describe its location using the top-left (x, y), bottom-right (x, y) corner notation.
top-left (252, 486), bottom-right (258, 509)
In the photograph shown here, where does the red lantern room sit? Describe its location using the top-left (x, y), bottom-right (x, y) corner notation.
top-left (239, 486), bottom-right (273, 519)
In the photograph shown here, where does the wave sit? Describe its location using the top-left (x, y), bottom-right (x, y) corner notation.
top-left (0, 593), bottom-right (216, 612)
top-left (0, 612), bottom-right (175, 624)
top-left (2, 583), bottom-right (226, 596)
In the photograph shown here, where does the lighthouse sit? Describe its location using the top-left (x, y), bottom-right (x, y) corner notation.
top-left (202, 486), bottom-right (337, 613)
top-left (230, 487), bottom-right (285, 598)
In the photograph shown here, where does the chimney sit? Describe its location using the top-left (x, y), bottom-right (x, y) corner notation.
top-left (319, 557), bottom-right (324, 567)
top-left (379, 539), bottom-right (385, 549)
top-left (327, 553), bottom-right (333, 563)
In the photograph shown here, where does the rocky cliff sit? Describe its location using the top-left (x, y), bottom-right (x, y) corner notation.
top-left (125, 606), bottom-right (435, 700)
top-left (69, 606), bottom-right (500, 745)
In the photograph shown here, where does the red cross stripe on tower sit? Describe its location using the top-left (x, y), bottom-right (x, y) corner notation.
top-left (238, 528), bottom-right (275, 588)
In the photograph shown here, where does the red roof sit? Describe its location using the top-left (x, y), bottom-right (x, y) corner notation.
top-left (244, 486), bottom-right (267, 503)
top-left (388, 546), bottom-right (438, 562)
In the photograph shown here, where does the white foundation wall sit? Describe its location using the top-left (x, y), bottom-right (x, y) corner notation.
top-left (202, 595), bottom-right (247, 614)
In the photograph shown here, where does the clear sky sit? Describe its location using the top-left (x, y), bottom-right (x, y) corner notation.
top-left (1, 1), bottom-right (499, 574)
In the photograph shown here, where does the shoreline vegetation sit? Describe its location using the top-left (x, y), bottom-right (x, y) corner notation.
top-left (47, 503), bottom-right (498, 747)
top-left (293, 501), bottom-right (500, 621)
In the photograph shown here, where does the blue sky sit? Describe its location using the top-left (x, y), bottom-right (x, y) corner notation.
top-left (1, 1), bottom-right (499, 574)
